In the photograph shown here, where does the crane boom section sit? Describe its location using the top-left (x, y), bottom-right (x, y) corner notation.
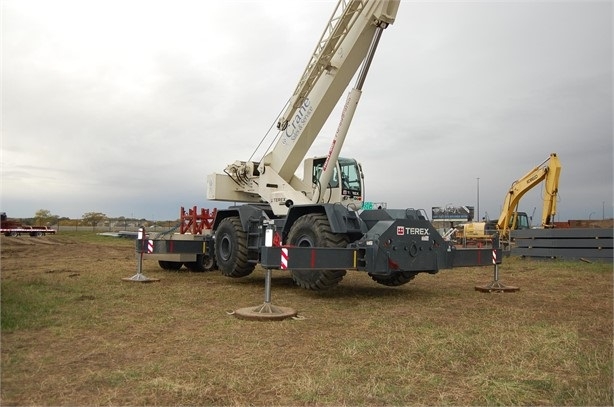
top-left (497, 153), bottom-right (561, 231)
top-left (264, 0), bottom-right (399, 181)
top-left (278, 0), bottom-right (398, 130)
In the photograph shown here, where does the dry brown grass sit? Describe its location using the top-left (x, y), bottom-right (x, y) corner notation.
top-left (1, 233), bottom-right (612, 406)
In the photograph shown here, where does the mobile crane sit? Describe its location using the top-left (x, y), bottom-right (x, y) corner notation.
top-left (139, 0), bottom-right (501, 291)
top-left (200, 0), bottom-right (499, 290)
top-left (207, 0), bottom-right (401, 289)
top-left (454, 153), bottom-right (562, 247)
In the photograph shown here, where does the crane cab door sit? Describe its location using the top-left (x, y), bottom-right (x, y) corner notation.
top-left (310, 157), bottom-right (364, 207)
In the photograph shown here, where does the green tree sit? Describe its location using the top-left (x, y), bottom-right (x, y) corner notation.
top-left (82, 212), bottom-right (107, 231)
top-left (34, 209), bottom-right (58, 226)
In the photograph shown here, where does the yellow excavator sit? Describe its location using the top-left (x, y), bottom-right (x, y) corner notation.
top-left (454, 153), bottom-right (562, 247)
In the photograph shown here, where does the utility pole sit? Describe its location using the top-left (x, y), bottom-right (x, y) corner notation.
top-left (476, 177), bottom-right (480, 221)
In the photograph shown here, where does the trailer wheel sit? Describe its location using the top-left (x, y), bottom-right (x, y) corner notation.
top-left (214, 216), bottom-right (254, 277)
top-left (286, 213), bottom-right (348, 290)
top-left (158, 261), bottom-right (183, 271)
top-left (368, 271), bottom-right (417, 287)
top-left (185, 255), bottom-right (216, 272)
top-left (202, 255), bottom-right (216, 271)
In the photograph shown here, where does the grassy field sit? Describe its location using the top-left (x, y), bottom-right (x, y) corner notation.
top-left (1, 232), bottom-right (612, 406)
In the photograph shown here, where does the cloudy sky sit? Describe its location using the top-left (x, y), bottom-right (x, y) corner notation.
top-left (2, 0), bottom-right (612, 223)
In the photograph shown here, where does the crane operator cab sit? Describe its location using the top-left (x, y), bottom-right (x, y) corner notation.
top-left (309, 156), bottom-right (364, 208)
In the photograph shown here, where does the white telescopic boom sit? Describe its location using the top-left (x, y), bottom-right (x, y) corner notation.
top-left (313, 24), bottom-right (386, 202)
top-left (313, 88), bottom-right (362, 203)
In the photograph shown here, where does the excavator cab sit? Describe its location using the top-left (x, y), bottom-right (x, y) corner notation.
top-left (509, 212), bottom-right (531, 230)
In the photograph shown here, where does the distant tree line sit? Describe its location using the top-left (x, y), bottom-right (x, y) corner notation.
top-left (13, 209), bottom-right (177, 231)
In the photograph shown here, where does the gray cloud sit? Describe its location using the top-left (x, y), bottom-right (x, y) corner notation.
top-left (2, 0), bottom-right (612, 222)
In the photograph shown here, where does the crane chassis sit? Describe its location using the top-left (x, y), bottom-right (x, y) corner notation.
top-left (140, 204), bottom-right (501, 290)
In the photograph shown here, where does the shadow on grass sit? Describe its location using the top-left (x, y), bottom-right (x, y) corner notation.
top-left (216, 272), bottom-right (442, 301)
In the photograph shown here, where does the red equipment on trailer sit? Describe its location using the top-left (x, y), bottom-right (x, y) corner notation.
top-left (179, 206), bottom-right (217, 235)
top-left (142, 206), bottom-right (217, 272)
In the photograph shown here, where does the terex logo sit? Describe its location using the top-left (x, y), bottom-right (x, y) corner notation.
top-left (396, 227), bottom-right (430, 236)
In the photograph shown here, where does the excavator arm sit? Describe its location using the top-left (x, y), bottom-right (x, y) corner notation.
top-left (497, 153), bottom-right (562, 233)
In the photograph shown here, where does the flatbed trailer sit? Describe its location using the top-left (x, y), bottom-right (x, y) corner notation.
top-left (1, 212), bottom-right (57, 236)
top-left (1, 226), bottom-right (56, 237)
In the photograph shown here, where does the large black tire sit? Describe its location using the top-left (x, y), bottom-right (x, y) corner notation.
top-left (185, 255), bottom-right (216, 272)
top-left (369, 271), bottom-right (417, 287)
top-left (214, 216), bottom-right (255, 278)
top-left (286, 213), bottom-right (348, 290)
top-left (158, 260), bottom-right (183, 271)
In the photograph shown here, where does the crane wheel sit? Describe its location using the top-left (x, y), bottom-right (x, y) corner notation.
top-left (368, 271), bottom-right (417, 287)
top-left (202, 255), bottom-right (217, 271)
top-left (286, 213), bottom-right (348, 290)
top-left (158, 260), bottom-right (183, 271)
top-left (214, 216), bottom-right (255, 278)
top-left (185, 255), bottom-right (216, 272)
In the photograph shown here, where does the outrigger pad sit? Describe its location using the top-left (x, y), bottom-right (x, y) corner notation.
top-left (121, 273), bottom-right (160, 283)
top-left (233, 303), bottom-right (297, 321)
top-left (475, 280), bottom-right (519, 293)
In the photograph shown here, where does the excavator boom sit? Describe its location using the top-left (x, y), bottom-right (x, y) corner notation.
top-left (497, 153), bottom-right (561, 233)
